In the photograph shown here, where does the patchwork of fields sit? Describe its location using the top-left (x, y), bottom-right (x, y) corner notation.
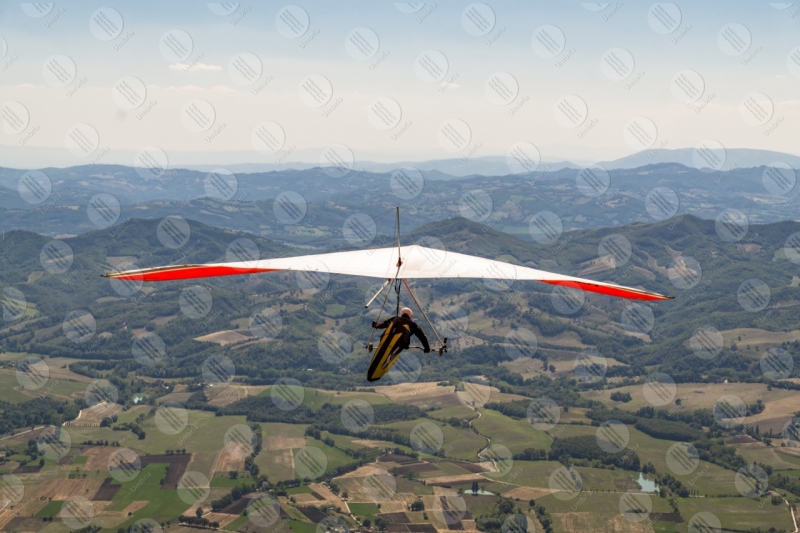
top-left (0, 379), bottom-right (797, 533)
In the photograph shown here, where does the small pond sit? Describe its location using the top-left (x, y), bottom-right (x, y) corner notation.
top-left (636, 473), bottom-right (659, 493)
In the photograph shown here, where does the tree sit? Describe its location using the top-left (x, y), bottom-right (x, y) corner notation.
top-left (196, 507), bottom-right (204, 518)
top-left (363, 519), bottom-right (371, 528)
top-left (229, 470), bottom-right (238, 479)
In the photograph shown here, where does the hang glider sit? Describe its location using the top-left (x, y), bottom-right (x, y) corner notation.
top-left (103, 208), bottom-right (671, 382)
top-left (102, 244), bottom-right (672, 302)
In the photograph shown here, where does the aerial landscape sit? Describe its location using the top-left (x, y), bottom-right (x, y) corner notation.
top-left (1, 2), bottom-right (800, 533)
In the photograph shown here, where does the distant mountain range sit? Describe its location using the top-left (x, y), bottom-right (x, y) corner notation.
top-left (1, 160), bottom-right (798, 239)
top-left (1, 145), bottom-right (797, 178)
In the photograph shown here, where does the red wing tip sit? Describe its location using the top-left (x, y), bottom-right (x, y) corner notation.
top-left (102, 264), bottom-right (278, 282)
top-left (541, 279), bottom-right (672, 301)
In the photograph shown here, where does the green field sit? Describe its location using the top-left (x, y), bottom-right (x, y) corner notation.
top-left (0, 368), bottom-right (89, 404)
top-left (385, 419), bottom-right (486, 461)
top-left (307, 437), bottom-right (356, 472)
top-left (324, 391), bottom-right (392, 406)
top-left (136, 411), bottom-right (249, 454)
top-left (735, 445), bottom-right (800, 470)
top-left (258, 387), bottom-right (333, 411)
top-left (348, 502), bottom-right (380, 517)
top-left (473, 408), bottom-right (552, 453)
top-left (35, 499), bottom-right (64, 518)
top-left (263, 422), bottom-right (310, 439)
top-left (285, 484), bottom-right (313, 495)
top-left (325, 304), bottom-right (347, 317)
top-left (677, 496), bottom-right (794, 531)
top-left (554, 425), bottom-right (738, 496)
top-left (109, 463), bottom-right (192, 529)
top-left (428, 405), bottom-right (479, 421)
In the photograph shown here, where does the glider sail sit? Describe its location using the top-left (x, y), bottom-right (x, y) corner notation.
top-left (103, 244), bottom-right (672, 301)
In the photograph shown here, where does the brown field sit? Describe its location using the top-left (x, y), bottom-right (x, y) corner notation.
top-left (720, 328), bottom-right (800, 353)
top-left (424, 474), bottom-right (485, 486)
top-left (204, 384), bottom-right (267, 407)
top-left (394, 463), bottom-right (439, 475)
top-left (188, 450), bottom-right (218, 479)
top-left (40, 357), bottom-right (94, 383)
top-left (262, 436), bottom-right (306, 450)
top-left (335, 464), bottom-right (390, 479)
top-left (747, 396), bottom-right (800, 432)
top-left (501, 486), bottom-right (554, 500)
top-left (308, 482), bottom-right (338, 501)
top-left (502, 349), bottom-right (628, 380)
top-left (12, 465), bottom-right (42, 473)
top-left (93, 477), bottom-right (121, 501)
top-left (380, 512), bottom-right (411, 523)
top-left (583, 382), bottom-right (795, 412)
top-left (2, 517), bottom-right (48, 532)
top-left (352, 439), bottom-right (397, 448)
top-left (2, 425), bottom-right (48, 444)
top-left (140, 454), bottom-right (191, 489)
top-left (42, 478), bottom-right (87, 500)
top-left (213, 446), bottom-right (246, 473)
top-left (69, 402), bottom-right (123, 426)
top-left (298, 506), bottom-right (328, 521)
top-left (271, 450), bottom-right (294, 473)
top-left (84, 446), bottom-right (121, 470)
top-left (444, 460), bottom-right (488, 474)
top-left (194, 330), bottom-right (251, 346)
top-left (374, 382), bottom-right (456, 403)
top-left (407, 393), bottom-right (463, 410)
top-left (219, 495), bottom-right (259, 515)
top-left (553, 512), bottom-right (655, 533)
top-left (204, 511), bottom-right (240, 528)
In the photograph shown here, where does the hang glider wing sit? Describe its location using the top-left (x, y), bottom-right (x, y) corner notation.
top-left (103, 244), bottom-right (672, 301)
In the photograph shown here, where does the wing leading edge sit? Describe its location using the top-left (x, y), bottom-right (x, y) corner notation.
top-left (102, 245), bottom-right (673, 301)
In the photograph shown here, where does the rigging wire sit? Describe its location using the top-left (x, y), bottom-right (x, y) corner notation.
top-left (402, 278), bottom-right (444, 347)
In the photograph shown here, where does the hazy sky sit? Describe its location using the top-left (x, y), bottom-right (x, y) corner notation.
top-left (1, 1), bottom-right (799, 168)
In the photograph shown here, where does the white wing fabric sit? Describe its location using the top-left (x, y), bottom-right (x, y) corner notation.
top-left (103, 245), bottom-right (672, 301)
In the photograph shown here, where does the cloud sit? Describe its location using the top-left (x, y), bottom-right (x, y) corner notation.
top-left (169, 63), bottom-right (222, 72)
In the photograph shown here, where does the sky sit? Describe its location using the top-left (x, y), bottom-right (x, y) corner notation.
top-left (1, 1), bottom-right (799, 169)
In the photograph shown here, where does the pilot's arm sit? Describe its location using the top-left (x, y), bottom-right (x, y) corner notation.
top-left (410, 322), bottom-right (431, 353)
top-left (372, 317), bottom-right (395, 329)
